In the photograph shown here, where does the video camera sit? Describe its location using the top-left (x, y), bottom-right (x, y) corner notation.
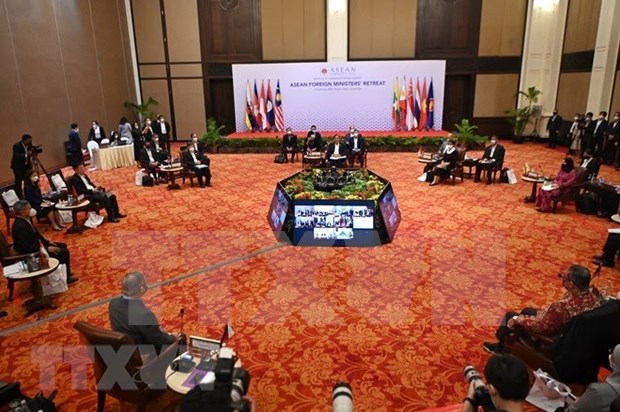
top-left (28, 145), bottom-right (43, 156)
top-left (463, 366), bottom-right (496, 411)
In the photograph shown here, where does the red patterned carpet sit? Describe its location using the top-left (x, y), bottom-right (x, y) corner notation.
top-left (0, 141), bottom-right (618, 411)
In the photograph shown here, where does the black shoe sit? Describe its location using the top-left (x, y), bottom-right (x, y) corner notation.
top-left (0, 311), bottom-right (7, 318)
top-left (67, 277), bottom-right (79, 284)
top-left (593, 258), bottom-right (614, 268)
top-left (108, 218), bottom-right (120, 223)
top-left (116, 213), bottom-right (127, 218)
top-left (483, 342), bottom-right (503, 355)
top-left (593, 255), bottom-right (604, 260)
top-left (206, 182), bottom-right (212, 187)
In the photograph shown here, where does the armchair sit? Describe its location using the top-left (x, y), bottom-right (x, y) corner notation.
top-left (0, 231), bottom-right (38, 301)
top-left (450, 147), bottom-right (467, 184)
top-left (0, 184), bottom-right (18, 233)
top-left (552, 166), bottom-right (586, 213)
top-left (74, 321), bottom-right (180, 412)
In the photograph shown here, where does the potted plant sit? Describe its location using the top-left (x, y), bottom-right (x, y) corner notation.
top-left (505, 86), bottom-right (542, 143)
top-left (201, 117), bottom-right (226, 153)
top-left (123, 97), bottom-right (159, 121)
top-left (453, 119), bottom-right (488, 149)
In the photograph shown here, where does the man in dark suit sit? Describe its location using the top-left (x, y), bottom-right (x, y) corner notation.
top-left (10, 134), bottom-right (33, 199)
top-left (182, 143), bottom-right (211, 188)
top-left (326, 135), bottom-right (349, 168)
top-left (605, 112), bottom-right (620, 166)
top-left (346, 129), bottom-right (366, 168)
top-left (140, 142), bottom-right (160, 183)
top-left (69, 163), bottom-right (126, 223)
top-left (68, 123), bottom-right (83, 165)
top-left (152, 135), bottom-right (170, 163)
top-left (593, 111), bottom-right (609, 156)
top-left (306, 125), bottom-right (321, 141)
top-left (475, 136), bottom-right (505, 184)
top-left (580, 149), bottom-right (600, 181)
top-left (546, 109), bottom-right (562, 148)
top-left (153, 115), bottom-right (171, 153)
top-left (189, 133), bottom-right (206, 156)
top-left (281, 127), bottom-right (298, 162)
top-left (12, 200), bottom-right (77, 283)
top-left (109, 272), bottom-right (179, 351)
top-left (581, 112), bottom-right (595, 156)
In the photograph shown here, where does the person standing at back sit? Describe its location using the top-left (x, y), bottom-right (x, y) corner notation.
top-left (546, 109), bottom-right (563, 149)
top-left (153, 115), bottom-right (171, 153)
top-left (68, 123), bottom-right (83, 165)
top-left (10, 134), bottom-right (33, 199)
top-left (594, 111), bottom-right (609, 156)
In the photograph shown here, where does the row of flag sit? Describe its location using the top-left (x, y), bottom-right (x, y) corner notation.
top-left (393, 76), bottom-right (434, 131)
top-left (245, 79), bottom-right (284, 132)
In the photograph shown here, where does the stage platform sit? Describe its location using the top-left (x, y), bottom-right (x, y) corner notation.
top-left (227, 129), bottom-right (450, 139)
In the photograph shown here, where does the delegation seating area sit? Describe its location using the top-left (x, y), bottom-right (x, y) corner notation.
top-left (0, 141), bottom-right (619, 411)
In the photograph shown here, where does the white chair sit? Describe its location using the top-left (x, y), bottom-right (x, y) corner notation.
top-left (87, 140), bottom-right (99, 170)
top-left (100, 138), bottom-right (110, 148)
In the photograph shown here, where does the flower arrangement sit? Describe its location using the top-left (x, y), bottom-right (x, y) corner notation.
top-left (283, 169), bottom-right (386, 200)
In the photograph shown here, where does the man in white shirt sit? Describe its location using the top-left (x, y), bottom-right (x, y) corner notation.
top-left (153, 115), bottom-right (171, 153)
top-left (326, 135), bottom-right (348, 168)
top-left (69, 164), bottom-right (126, 223)
top-left (182, 143), bottom-right (211, 188)
top-left (345, 129), bottom-right (366, 168)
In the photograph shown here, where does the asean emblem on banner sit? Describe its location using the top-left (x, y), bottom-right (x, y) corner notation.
top-left (220, 0), bottom-right (238, 11)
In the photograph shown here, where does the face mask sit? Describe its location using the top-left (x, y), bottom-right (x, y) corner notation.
top-left (189, 149), bottom-right (195, 153)
top-left (600, 116), bottom-right (605, 120)
top-left (146, 121), bottom-right (152, 125)
top-left (192, 138), bottom-right (198, 142)
top-left (574, 117), bottom-right (579, 121)
top-left (491, 141), bottom-right (497, 146)
top-left (29, 209), bottom-right (37, 218)
top-left (615, 117), bottom-right (619, 121)
top-left (446, 145), bottom-right (453, 150)
top-left (31, 176), bottom-right (38, 183)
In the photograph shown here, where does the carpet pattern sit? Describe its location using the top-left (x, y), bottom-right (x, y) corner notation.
top-left (0, 142), bottom-right (619, 411)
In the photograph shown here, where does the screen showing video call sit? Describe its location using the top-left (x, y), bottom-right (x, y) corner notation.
top-left (293, 200), bottom-right (377, 246)
top-left (379, 184), bottom-right (401, 242)
top-left (268, 184), bottom-right (290, 233)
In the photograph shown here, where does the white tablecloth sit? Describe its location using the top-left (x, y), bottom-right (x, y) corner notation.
top-left (93, 145), bottom-right (135, 170)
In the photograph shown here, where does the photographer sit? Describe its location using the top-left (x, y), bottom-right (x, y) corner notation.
top-left (10, 134), bottom-right (34, 199)
top-left (463, 355), bottom-right (530, 412)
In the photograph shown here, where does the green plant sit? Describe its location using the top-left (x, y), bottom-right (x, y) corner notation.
top-left (123, 97), bottom-right (159, 120)
top-left (452, 119), bottom-right (488, 148)
top-left (201, 117), bottom-right (226, 147)
top-left (505, 86), bottom-right (542, 136)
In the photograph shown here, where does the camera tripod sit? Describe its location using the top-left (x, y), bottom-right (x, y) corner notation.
top-left (30, 152), bottom-right (50, 181)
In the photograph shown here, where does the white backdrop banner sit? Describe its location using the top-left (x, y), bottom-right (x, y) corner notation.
top-left (232, 60), bottom-right (446, 133)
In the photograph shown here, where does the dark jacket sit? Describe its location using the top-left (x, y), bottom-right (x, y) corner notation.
top-left (11, 142), bottom-right (31, 173)
top-left (12, 216), bottom-right (48, 254)
top-left (68, 129), bottom-right (82, 153)
top-left (594, 119), bottom-right (609, 148)
top-left (140, 147), bottom-right (158, 165)
top-left (326, 142), bottom-right (349, 159)
top-left (345, 135), bottom-right (366, 153)
top-left (482, 144), bottom-right (505, 162)
top-left (108, 296), bottom-right (176, 349)
top-left (69, 173), bottom-right (97, 196)
top-left (547, 114), bottom-right (563, 134)
top-left (88, 126), bottom-right (107, 142)
top-left (24, 182), bottom-right (44, 213)
top-left (153, 121), bottom-right (171, 139)
top-left (182, 150), bottom-right (209, 167)
top-left (189, 141), bottom-right (206, 156)
top-left (282, 133), bottom-right (298, 150)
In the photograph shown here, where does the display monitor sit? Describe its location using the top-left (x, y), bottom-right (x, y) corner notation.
top-left (267, 184), bottom-right (291, 234)
top-left (293, 200), bottom-right (379, 246)
top-left (379, 183), bottom-right (401, 242)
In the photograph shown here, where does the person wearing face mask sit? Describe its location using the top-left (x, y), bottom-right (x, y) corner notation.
top-left (594, 111), bottom-right (609, 155)
top-left (546, 109), bottom-right (563, 149)
top-left (428, 139), bottom-right (460, 186)
top-left (475, 135), bottom-right (505, 184)
top-left (555, 344), bottom-right (620, 412)
top-left (23, 170), bottom-right (66, 231)
top-left (579, 149), bottom-right (600, 181)
top-left (182, 142), bottom-right (211, 188)
top-left (87, 120), bottom-right (106, 146)
top-left (535, 157), bottom-right (577, 212)
top-left (131, 121), bottom-right (144, 162)
top-left (581, 112), bottom-right (596, 156)
top-left (281, 127), bottom-right (298, 163)
top-left (141, 118), bottom-right (154, 141)
top-left (118, 116), bottom-right (133, 144)
top-left (153, 115), bottom-right (171, 153)
top-left (11, 200), bottom-right (77, 283)
top-left (462, 354), bottom-right (530, 412)
top-left (605, 112), bottom-right (620, 167)
top-left (189, 132), bottom-right (205, 156)
top-left (69, 163), bottom-right (126, 223)
top-left (568, 113), bottom-right (584, 156)
top-left (346, 129), bottom-right (366, 168)
top-left (139, 141), bottom-right (160, 184)
top-left (306, 125), bottom-right (322, 141)
top-left (483, 265), bottom-right (600, 355)
top-left (10, 134), bottom-right (34, 199)
top-left (151, 134), bottom-right (170, 163)
top-left (67, 123), bottom-right (84, 165)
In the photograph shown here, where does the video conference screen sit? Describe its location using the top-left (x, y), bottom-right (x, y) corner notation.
top-left (293, 200), bottom-right (377, 246)
top-left (268, 184), bottom-right (291, 234)
top-left (379, 183), bottom-right (401, 242)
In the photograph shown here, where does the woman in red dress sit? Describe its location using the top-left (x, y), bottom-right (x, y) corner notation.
top-left (536, 157), bottom-right (577, 212)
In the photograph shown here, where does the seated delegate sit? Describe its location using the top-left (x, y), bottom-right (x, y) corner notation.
top-left (182, 143), bottom-right (211, 188)
top-left (11, 200), bottom-right (77, 283)
top-left (139, 141), bottom-right (161, 183)
top-left (593, 229), bottom-right (620, 268)
top-left (580, 149), bottom-right (600, 181)
top-left (345, 129), bottom-right (365, 168)
top-left (69, 163), bottom-right (126, 223)
top-left (24, 170), bottom-right (66, 231)
top-left (109, 272), bottom-right (179, 352)
top-left (152, 134), bottom-right (169, 163)
top-left (281, 127), bottom-right (298, 163)
top-left (483, 264), bottom-right (600, 355)
top-left (535, 157), bottom-right (577, 213)
top-left (326, 135), bottom-right (349, 168)
top-left (189, 133), bottom-right (206, 156)
top-left (474, 136), bottom-right (505, 184)
top-left (428, 139), bottom-right (459, 186)
top-left (304, 130), bottom-right (323, 155)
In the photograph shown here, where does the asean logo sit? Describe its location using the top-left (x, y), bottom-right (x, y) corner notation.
top-left (321, 68), bottom-right (328, 75)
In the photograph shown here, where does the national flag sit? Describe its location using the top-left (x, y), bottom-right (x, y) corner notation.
top-left (426, 77), bottom-right (435, 130)
top-left (259, 81), bottom-right (267, 131)
top-left (399, 77), bottom-right (407, 129)
top-left (253, 80), bottom-right (261, 130)
top-left (266, 80), bottom-right (275, 130)
top-left (392, 78), bottom-right (400, 129)
top-left (419, 78), bottom-right (428, 130)
top-left (220, 323), bottom-right (236, 345)
top-left (245, 81), bottom-right (256, 131)
top-left (275, 79), bottom-right (284, 131)
top-left (414, 78), bottom-right (421, 129)
top-left (405, 77), bottom-right (416, 131)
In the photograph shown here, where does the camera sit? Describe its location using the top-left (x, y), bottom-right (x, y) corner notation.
top-left (29, 145), bottom-right (43, 155)
top-left (332, 382), bottom-right (353, 412)
top-left (463, 366), bottom-right (496, 411)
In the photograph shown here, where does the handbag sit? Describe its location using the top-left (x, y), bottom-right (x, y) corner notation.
top-left (274, 153), bottom-right (287, 164)
top-left (41, 264), bottom-right (68, 296)
top-left (135, 169), bottom-right (144, 186)
top-left (506, 169), bottom-right (518, 184)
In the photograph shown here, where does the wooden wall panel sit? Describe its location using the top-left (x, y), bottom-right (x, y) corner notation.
top-left (563, 0), bottom-right (601, 53)
top-left (349, 0), bottom-right (416, 59)
top-left (131, 0), bottom-right (165, 62)
top-left (479, 0), bottom-right (526, 56)
top-left (262, 0), bottom-right (325, 61)
top-left (140, 79), bottom-right (170, 120)
top-left (164, 0), bottom-right (201, 62)
top-left (556, 72), bottom-right (591, 116)
top-left (170, 64), bottom-right (203, 78)
top-left (611, 71), bottom-right (620, 113)
top-left (443, 75), bottom-right (472, 131)
top-left (171, 79), bottom-right (207, 139)
top-left (473, 74), bottom-right (519, 117)
top-left (139, 64), bottom-right (167, 78)
top-left (209, 79), bottom-right (235, 133)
